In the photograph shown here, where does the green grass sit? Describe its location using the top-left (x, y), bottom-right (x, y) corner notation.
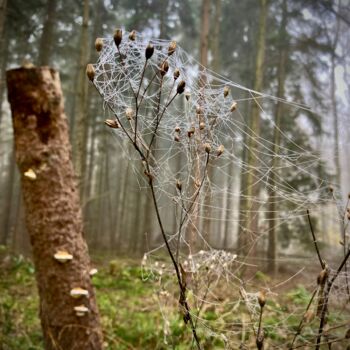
top-left (0, 254), bottom-right (190, 349)
top-left (1, 252), bottom-right (349, 349)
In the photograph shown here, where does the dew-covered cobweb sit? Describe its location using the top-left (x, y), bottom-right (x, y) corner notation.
top-left (90, 30), bottom-right (350, 348)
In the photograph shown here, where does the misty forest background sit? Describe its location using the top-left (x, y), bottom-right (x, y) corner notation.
top-left (1, 0), bottom-right (350, 349)
top-left (1, 0), bottom-right (350, 258)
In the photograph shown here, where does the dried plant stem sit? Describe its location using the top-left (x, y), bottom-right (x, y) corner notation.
top-left (306, 209), bottom-right (325, 269)
top-left (147, 74), bottom-right (165, 156)
top-left (148, 91), bottom-right (179, 157)
top-left (239, 287), bottom-right (257, 337)
top-left (175, 194), bottom-right (185, 264)
top-left (175, 155), bottom-right (210, 256)
top-left (289, 288), bottom-right (318, 349)
top-left (116, 46), bottom-right (137, 100)
top-left (341, 206), bottom-right (350, 302)
top-left (147, 169), bottom-right (201, 350)
top-left (134, 60), bottom-right (148, 142)
top-left (290, 336), bottom-right (347, 349)
top-left (94, 87), bottom-right (149, 162)
top-left (93, 45), bottom-right (204, 349)
top-left (137, 57), bottom-right (169, 108)
top-left (256, 303), bottom-right (264, 350)
top-left (136, 60), bottom-right (148, 101)
top-left (315, 248), bottom-right (350, 350)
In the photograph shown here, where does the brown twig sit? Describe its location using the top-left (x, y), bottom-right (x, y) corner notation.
top-left (315, 248), bottom-right (350, 350)
top-left (306, 209), bottom-right (325, 269)
top-left (289, 288), bottom-right (318, 349)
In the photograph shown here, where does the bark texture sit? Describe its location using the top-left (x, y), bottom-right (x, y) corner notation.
top-left (186, 0), bottom-right (211, 252)
top-left (7, 67), bottom-right (103, 350)
top-left (237, 0), bottom-right (267, 256)
top-left (267, 0), bottom-right (288, 274)
top-left (0, 0), bottom-right (7, 127)
top-left (73, 0), bottom-right (90, 185)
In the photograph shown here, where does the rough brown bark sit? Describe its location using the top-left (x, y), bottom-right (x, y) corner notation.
top-left (7, 67), bottom-right (103, 350)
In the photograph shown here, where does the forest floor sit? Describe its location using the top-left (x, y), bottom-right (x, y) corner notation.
top-left (0, 248), bottom-right (349, 349)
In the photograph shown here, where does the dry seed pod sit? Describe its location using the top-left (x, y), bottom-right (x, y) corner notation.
top-left (175, 126), bottom-right (181, 133)
top-left (176, 180), bottom-right (182, 191)
top-left (160, 61), bottom-right (169, 76)
top-left (177, 80), bottom-right (186, 94)
top-left (317, 268), bottom-right (328, 285)
top-left (256, 331), bottom-right (264, 350)
top-left (104, 119), bottom-right (119, 129)
top-left (129, 30), bottom-right (136, 41)
top-left (217, 145), bottom-right (224, 157)
top-left (204, 143), bottom-right (211, 154)
top-left (230, 101), bottom-right (238, 112)
top-left (196, 106), bottom-right (203, 115)
top-left (113, 28), bottom-right (122, 48)
top-left (173, 68), bottom-right (180, 80)
top-left (144, 170), bottom-right (154, 183)
top-left (185, 92), bottom-right (190, 101)
top-left (168, 41), bottom-right (177, 56)
top-left (223, 86), bottom-right (230, 98)
top-left (145, 43), bottom-right (154, 60)
top-left (125, 108), bottom-right (134, 120)
top-left (258, 291), bottom-right (266, 308)
top-left (86, 64), bottom-right (95, 82)
top-left (199, 122), bottom-right (205, 130)
top-left (195, 179), bottom-right (201, 187)
top-left (329, 186), bottom-right (334, 193)
top-left (174, 134), bottom-right (180, 142)
top-left (95, 38), bottom-right (103, 52)
top-left (187, 126), bottom-right (195, 138)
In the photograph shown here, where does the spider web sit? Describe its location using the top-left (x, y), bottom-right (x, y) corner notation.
top-left (91, 31), bottom-right (350, 348)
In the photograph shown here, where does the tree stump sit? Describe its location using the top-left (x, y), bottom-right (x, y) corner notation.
top-left (6, 67), bottom-right (103, 350)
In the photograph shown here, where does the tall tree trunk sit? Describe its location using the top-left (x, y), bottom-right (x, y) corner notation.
top-left (38, 0), bottom-right (57, 66)
top-left (331, 50), bottom-right (341, 190)
top-left (0, 0), bottom-right (7, 129)
top-left (266, 0), bottom-right (288, 274)
top-left (0, 150), bottom-right (16, 245)
top-left (7, 67), bottom-right (103, 350)
top-left (73, 0), bottom-right (90, 186)
top-left (201, 0), bottom-right (221, 248)
top-left (211, 0), bottom-right (221, 74)
top-left (200, 0), bottom-right (210, 70)
top-left (186, 0), bottom-right (211, 252)
top-left (237, 0), bottom-right (267, 257)
top-left (223, 161), bottom-right (235, 248)
top-left (0, 0), bottom-right (6, 49)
